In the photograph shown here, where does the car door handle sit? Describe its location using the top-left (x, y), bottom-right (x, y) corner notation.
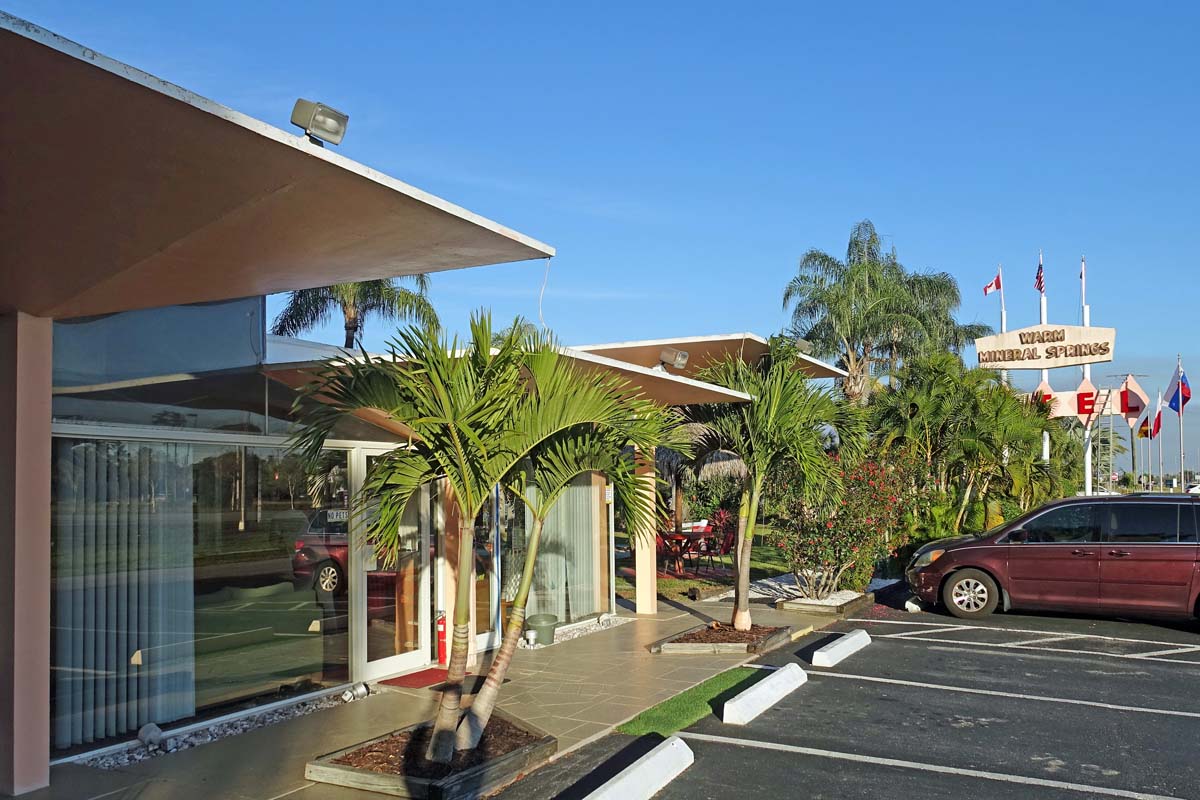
top-left (1071, 549), bottom-right (1094, 557)
top-left (1108, 550), bottom-right (1132, 558)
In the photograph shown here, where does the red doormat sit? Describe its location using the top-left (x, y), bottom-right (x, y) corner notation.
top-left (379, 667), bottom-right (470, 689)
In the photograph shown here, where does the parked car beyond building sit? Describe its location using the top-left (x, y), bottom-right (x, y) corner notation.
top-left (906, 494), bottom-right (1200, 620)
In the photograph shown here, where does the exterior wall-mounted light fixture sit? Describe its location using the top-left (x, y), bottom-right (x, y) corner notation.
top-left (659, 347), bottom-right (689, 370)
top-left (290, 98), bottom-right (349, 147)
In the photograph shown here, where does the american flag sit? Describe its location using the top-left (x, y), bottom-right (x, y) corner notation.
top-left (1034, 262), bottom-right (1045, 294)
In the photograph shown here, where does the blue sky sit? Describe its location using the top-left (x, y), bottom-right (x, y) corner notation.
top-left (12, 1), bottom-right (1199, 472)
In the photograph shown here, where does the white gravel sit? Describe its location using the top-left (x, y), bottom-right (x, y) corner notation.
top-left (83, 693), bottom-right (345, 769)
top-left (704, 573), bottom-right (897, 604)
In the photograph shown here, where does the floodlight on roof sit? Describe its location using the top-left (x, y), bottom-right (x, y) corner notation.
top-left (291, 98), bottom-right (349, 146)
top-left (659, 347), bottom-right (689, 370)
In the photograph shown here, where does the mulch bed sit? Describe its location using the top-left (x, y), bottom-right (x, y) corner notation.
top-left (332, 717), bottom-right (540, 780)
top-left (672, 623), bottom-right (783, 645)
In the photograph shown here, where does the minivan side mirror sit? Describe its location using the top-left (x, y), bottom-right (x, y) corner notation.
top-left (1008, 529), bottom-right (1029, 544)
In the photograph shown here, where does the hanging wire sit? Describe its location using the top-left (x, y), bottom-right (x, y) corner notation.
top-left (537, 257), bottom-right (552, 329)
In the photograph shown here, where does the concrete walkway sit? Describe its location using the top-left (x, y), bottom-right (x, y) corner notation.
top-left (31, 603), bottom-right (826, 800)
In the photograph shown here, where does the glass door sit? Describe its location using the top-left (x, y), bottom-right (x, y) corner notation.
top-left (351, 450), bottom-right (433, 681)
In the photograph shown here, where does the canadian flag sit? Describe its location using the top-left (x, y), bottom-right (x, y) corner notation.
top-left (983, 273), bottom-right (1002, 296)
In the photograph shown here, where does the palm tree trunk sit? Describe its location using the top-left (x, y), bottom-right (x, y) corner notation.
top-left (426, 516), bottom-right (475, 764)
top-left (731, 482), bottom-right (760, 631)
top-left (456, 516), bottom-right (545, 750)
top-left (955, 472), bottom-right (976, 532)
top-left (343, 322), bottom-right (358, 349)
top-left (729, 488), bottom-right (750, 629)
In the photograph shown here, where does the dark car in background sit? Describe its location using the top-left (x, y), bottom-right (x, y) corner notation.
top-left (906, 494), bottom-right (1200, 620)
top-left (292, 508), bottom-right (350, 596)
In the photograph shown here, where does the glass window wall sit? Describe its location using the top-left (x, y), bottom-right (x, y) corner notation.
top-left (50, 437), bottom-right (350, 753)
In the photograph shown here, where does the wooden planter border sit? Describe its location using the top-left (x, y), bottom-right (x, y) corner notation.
top-left (648, 624), bottom-right (794, 655)
top-left (775, 592), bottom-right (875, 618)
top-left (304, 710), bottom-right (556, 799)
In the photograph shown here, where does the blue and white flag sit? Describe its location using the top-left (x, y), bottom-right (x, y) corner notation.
top-left (1167, 360), bottom-right (1191, 414)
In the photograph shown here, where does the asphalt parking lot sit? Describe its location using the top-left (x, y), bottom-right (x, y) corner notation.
top-left (507, 599), bottom-right (1200, 799)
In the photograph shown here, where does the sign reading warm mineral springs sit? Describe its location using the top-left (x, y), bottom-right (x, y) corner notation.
top-left (974, 324), bottom-right (1117, 370)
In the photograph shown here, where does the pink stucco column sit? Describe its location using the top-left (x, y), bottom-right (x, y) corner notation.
top-left (0, 312), bottom-right (51, 794)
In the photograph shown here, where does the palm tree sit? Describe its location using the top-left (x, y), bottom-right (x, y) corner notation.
top-left (783, 220), bottom-right (991, 402)
top-left (291, 313), bottom-right (678, 762)
top-left (783, 221), bottom-right (921, 404)
top-left (271, 276), bottom-right (437, 348)
top-left (457, 404), bottom-right (686, 750)
top-left (689, 342), bottom-right (867, 630)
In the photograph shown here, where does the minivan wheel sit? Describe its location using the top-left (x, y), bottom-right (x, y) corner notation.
top-left (315, 562), bottom-right (343, 596)
top-left (942, 569), bottom-right (999, 619)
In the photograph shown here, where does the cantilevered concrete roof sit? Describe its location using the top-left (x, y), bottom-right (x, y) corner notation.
top-left (0, 13), bottom-right (554, 320)
top-left (264, 336), bottom-right (752, 408)
top-left (571, 333), bottom-right (848, 380)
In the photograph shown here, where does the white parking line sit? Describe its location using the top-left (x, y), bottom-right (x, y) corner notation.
top-left (678, 732), bottom-right (1183, 799)
top-left (849, 617), bottom-right (1200, 650)
top-left (1003, 634), bottom-right (1088, 647)
top-left (881, 635), bottom-right (1200, 666)
top-left (882, 625), bottom-right (967, 638)
top-left (1134, 645), bottom-right (1200, 658)
top-left (811, 671), bottom-right (1200, 720)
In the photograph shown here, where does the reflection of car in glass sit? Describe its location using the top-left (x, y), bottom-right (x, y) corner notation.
top-left (292, 509), bottom-right (350, 596)
top-left (907, 495), bottom-right (1200, 621)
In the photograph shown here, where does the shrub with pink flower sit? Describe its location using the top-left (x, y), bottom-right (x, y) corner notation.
top-left (767, 455), bottom-right (916, 599)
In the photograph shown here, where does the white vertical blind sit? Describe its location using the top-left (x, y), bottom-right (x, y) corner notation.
top-left (529, 476), bottom-right (598, 623)
top-left (53, 439), bottom-right (196, 749)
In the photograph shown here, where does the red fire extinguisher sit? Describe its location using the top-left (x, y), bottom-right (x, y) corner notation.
top-left (436, 611), bottom-right (447, 666)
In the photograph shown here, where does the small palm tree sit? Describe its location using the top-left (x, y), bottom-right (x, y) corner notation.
top-left (458, 406), bottom-right (685, 750)
top-left (689, 342), bottom-right (867, 630)
top-left (271, 276), bottom-right (437, 348)
top-left (292, 313), bottom-right (679, 762)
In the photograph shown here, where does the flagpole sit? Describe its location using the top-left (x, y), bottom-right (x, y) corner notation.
top-left (1081, 256), bottom-right (1092, 496)
top-left (1039, 250), bottom-right (1050, 463)
top-left (1159, 390), bottom-right (1165, 491)
top-left (998, 263), bottom-right (1008, 386)
top-left (1178, 353), bottom-right (1185, 492)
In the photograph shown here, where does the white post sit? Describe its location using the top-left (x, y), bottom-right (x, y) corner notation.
top-left (1040, 251), bottom-right (1050, 462)
top-left (998, 264), bottom-right (1009, 386)
top-left (1081, 256), bottom-right (1092, 496)
top-left (1178, 354), bottom-right (1185, 493)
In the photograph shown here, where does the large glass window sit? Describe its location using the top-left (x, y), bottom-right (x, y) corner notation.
top-left (50, 437), bottom-right (349, 753)
top-left (514, 475), bottom-right (606, 625)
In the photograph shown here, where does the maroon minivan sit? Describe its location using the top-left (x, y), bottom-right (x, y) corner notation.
top-left (906, 495), bottom-right (1200, 620)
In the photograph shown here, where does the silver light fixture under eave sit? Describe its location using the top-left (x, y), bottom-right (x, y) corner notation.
top-left (291, 98), bottom-right (349, 146)
top-left (659, 347), bottom-right (689, 371)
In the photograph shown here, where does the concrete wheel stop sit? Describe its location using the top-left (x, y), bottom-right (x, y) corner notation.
top-left (304, 710), bottom-right (556, 799)
top-left (721, 663), bottom-right (808, 725)
top-left (810, 629), bottom-right (871, 667)
top-left (581, 735), bottom-right (694, 800)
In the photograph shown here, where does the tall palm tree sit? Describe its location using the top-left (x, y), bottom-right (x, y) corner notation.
top-left (783, 220), bottom-right (991, 402)
top-left (291, 313), bottom-right (678, 762)
top-left (783, 221), bottom-right (922, 404)
top-left (458, 406), bottom-right (686, 750)
top-left (689, 342), bottom-right (866, 630)
top-left (271, 276), bottom-right (437, 348)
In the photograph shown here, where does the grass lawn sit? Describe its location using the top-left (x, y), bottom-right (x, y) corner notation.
top-left (616, 667), bottom-right (767, 737)
top-left (614, 529), bottom-right (789, 602)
